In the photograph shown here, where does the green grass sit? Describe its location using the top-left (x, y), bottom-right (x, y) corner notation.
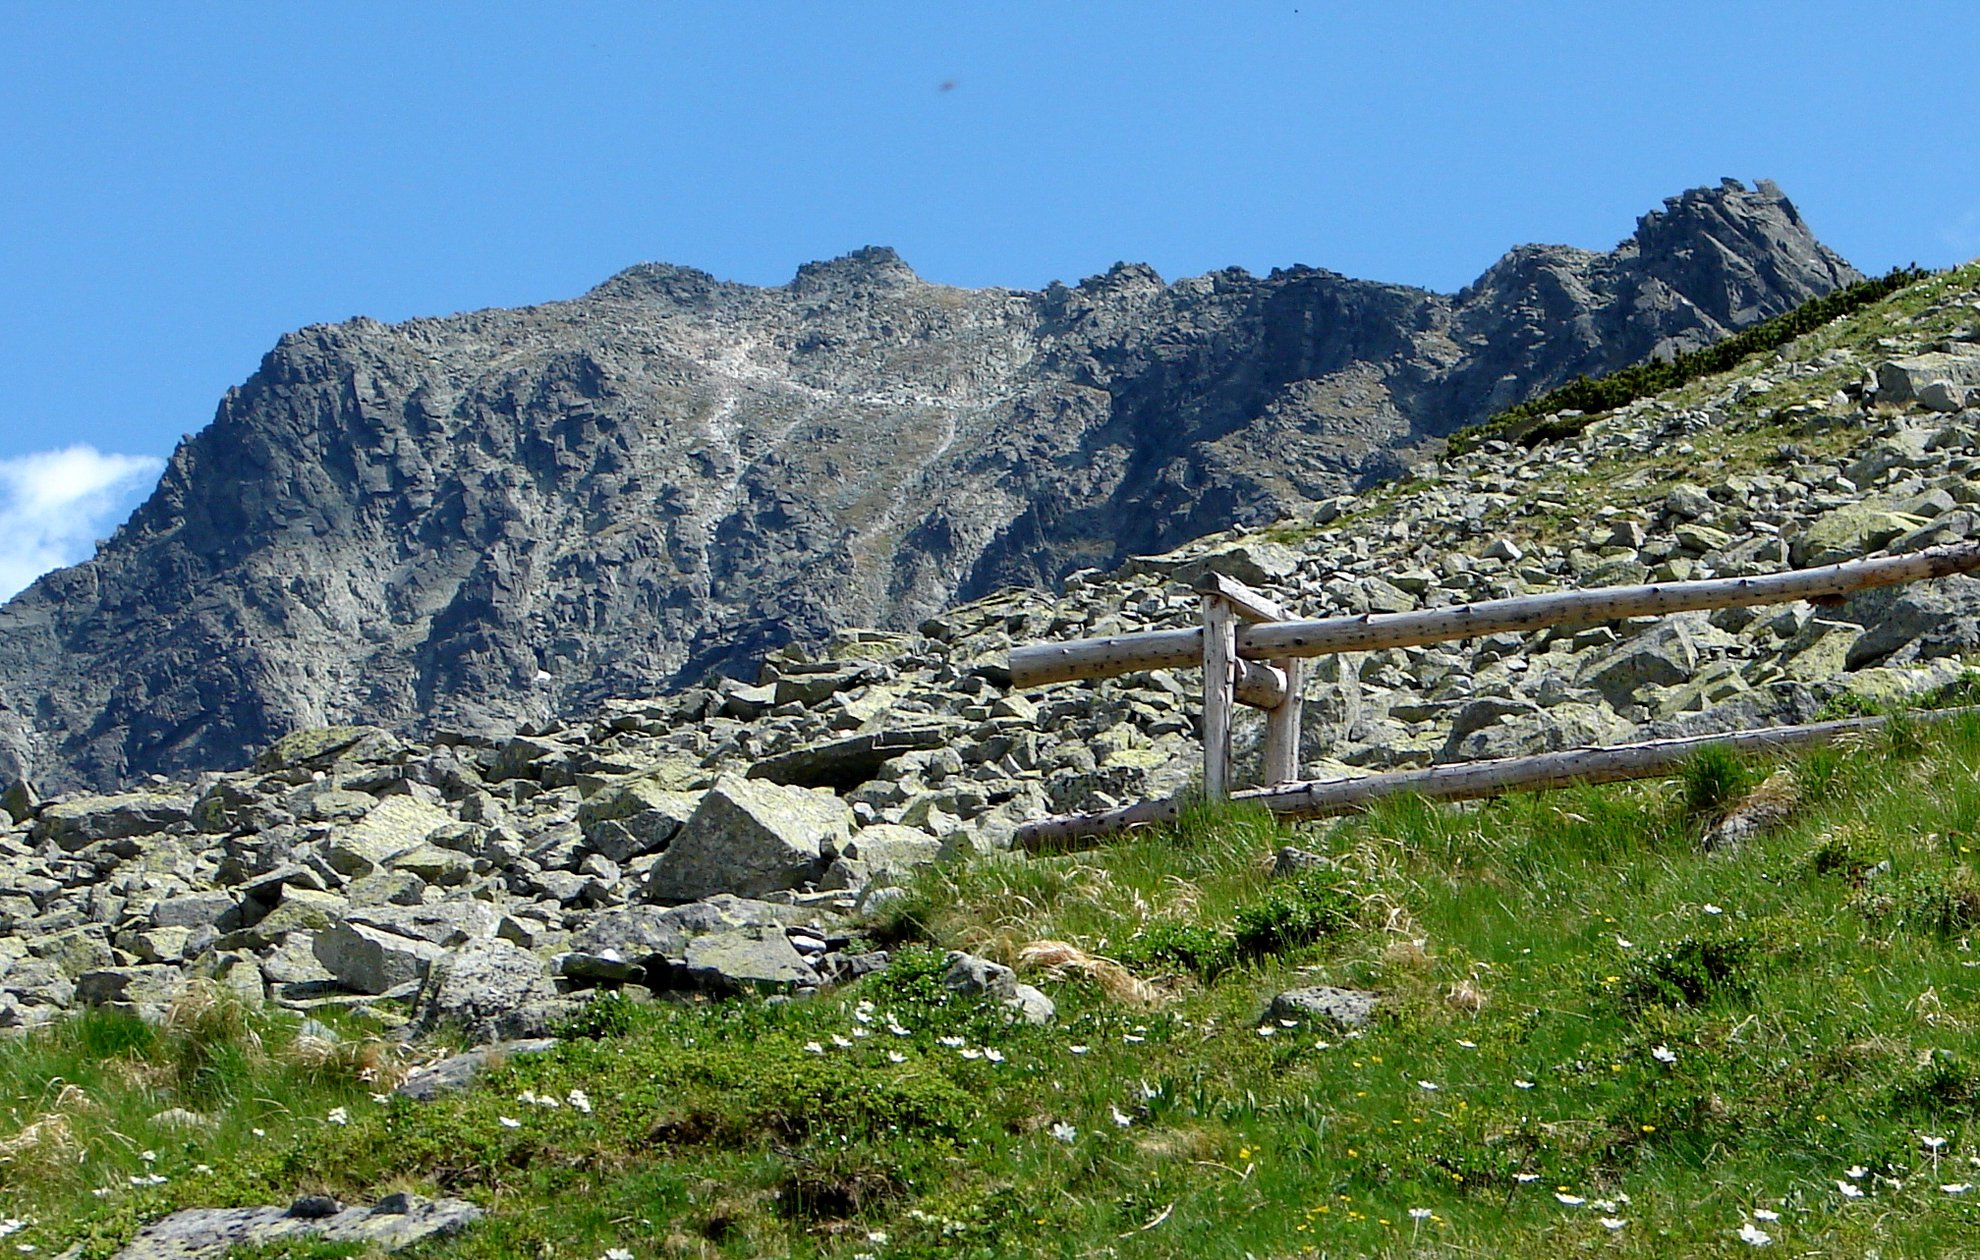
top-left (10, 720), bottom-right (1980, 1257)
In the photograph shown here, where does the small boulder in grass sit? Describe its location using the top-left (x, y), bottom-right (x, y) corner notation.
top-left (942, 950), bottom-right (1055, 1025)
top-left (1265, 986), bottom-right (1380, 1030)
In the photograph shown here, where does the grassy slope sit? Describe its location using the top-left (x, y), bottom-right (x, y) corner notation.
top-left (6, 715), bottom-right (1980, 1259)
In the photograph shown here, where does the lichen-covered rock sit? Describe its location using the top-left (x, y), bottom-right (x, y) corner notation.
top-left (109, 1192), bottom-right (481, 1259)
top-left (682, 926), bottom-right (819, 994)
top-left (32, 791), bottom-right (194, 851)
top-left (1267, 986), bottom-right (1380, 1029)
top-left (642, 775), bottom-right (850, 903)
top-left (312, 922), bottom-right (445, 996)
top-left (415, 938), bottom-right (562, 1042)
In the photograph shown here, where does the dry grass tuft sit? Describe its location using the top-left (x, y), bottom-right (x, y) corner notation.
top-left (1705, 767), bottom-right (1803, 851)
top-left (1445, 977), bottom-right (1490, 1015)
top-left (1017, 940), bottom-right (1164, 1006)
top-left (0, 1111), bottom-right (81, 1177)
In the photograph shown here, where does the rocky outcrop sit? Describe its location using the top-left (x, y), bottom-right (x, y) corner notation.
top-left (0, 181), bottom-right (1858, 791)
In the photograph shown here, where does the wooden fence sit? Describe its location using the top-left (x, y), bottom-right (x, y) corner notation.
top-left (1006, 541), bottom-right (1980, 848)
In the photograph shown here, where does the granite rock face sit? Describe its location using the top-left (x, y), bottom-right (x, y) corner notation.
top-left (0, 181), bottom-right (1857, 791)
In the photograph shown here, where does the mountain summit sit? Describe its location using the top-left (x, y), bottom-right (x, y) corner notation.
top-left (0, 179), bottom-right (1858, 790)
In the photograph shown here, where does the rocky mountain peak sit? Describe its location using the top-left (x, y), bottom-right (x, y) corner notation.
top-left (789, 245), bottom-right (922, 294)
top-left (0, 183), bottom-right (1865, 791)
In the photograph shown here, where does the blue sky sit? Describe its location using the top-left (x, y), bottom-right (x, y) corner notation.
top-left (2, 2), bottom-right (1978, 595)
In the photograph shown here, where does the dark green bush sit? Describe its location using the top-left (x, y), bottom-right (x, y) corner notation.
top-left (1232, 869), bottom-right (1358, 957)
top-left (1117, 920), bottom-right (1240, 981)
top-left (1450, 267), bottom-right (1929, 453)
top-left (1613, 931), bottom-right (1769, 1012)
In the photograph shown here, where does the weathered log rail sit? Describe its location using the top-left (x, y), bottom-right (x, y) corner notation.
top-left (1016, 710), bottom-right (1973, 851)
top-left (1006, 541), bottom-right (1980, 845)
top-left (1011, 541), bottom-right (1980, 688)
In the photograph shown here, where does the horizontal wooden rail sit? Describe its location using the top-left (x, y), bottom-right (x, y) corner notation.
top-left (1009, 541), bottom-right (1980, 690)
top-left (1015, 708), bottom-right (1975, 851)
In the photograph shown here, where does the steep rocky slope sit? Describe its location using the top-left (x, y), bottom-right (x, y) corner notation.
top-left (0, 179), bottom-right (1857, 791)
top-left (3, 261), bottom-right (1977, 1038)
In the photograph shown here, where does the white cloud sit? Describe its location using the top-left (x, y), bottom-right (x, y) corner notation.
top-left (0, 445), bottom-right (164, 602)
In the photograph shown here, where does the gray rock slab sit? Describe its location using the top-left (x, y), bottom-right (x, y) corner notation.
top-left (395, 1038), bottom-right (560, 1101)
top-left (682, 926), bottom-right (820, 994)
top-left (642, 775), bottom-right (850, 903)
top-left (109, 1192), bottom-right (480, 1259)
top-left (1267, 986), bottom-right (1381, 1029)
top-left (33, 792), bottom-right (195, 851)
top-left (747, 727), bottom-right (949, 789)
top-left (417, 938), bottom-right (561, 1042)
top-left (312, 922), bottom-right (446, 995)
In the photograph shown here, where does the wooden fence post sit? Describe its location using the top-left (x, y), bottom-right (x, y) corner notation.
top-left (1200, 594), bottom-right (1237, 798)
top-left (1261, 657), bottom-right (1305, 786)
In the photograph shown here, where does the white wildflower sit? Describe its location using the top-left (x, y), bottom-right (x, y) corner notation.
top-left (1600, 1217), bottom-right (1627, 1230)
top-left (1923, 1134), bottom-right (1948, 1150)
top-left (325, 1107), bottom-right (348, 1126)
top-left (831, 1034), bottom-right (853, 1049)
top-left (983, 1047), bottom-right (1005, 1063)
top-left (938, 1035), bottom-right (965, 1048)
top-left (568, 1089), bottom-right (591, 1114)
top-left (140, 1150), bottom-right (156, 1163)
top-left (1068, 1045), bottom-right (1090, 1055)
top-left (1846, 1165), bottom-right (1868, 1179)
top-left (1416, 1080), bottom-right (1440, 1091)
top-left (1050, 1121), bottom-right (1076, 1143)
top-left (252, 1127), bottom-right (265, 1137)
top-left (1738, 1221), bottom-right (1772, 1246)
top-left (803, 1041), bottom-right (825, 1054)
top-left (1256, 1025), bottom-right (1276, 1038)
top-left (1123, 1034), bottom-right (1145, 1043)
top-left (1703, 903), bottom-right (1724, 915)
top-left (499, 1116), bottom-right (522, 1129)
top-left (959, 1047), bottom-right (983, 1060)
top-left (1751, 1208), bottom-right (1779, 1221)
top-left (0, 1225), bottom-right (19, 1241)
top-left (1651, 1045), bottom-right (1678, 1064)
top-left (1555, 1192), bottom-right (1585, 1206)
top-left (1456, 1039), bottom-right (1477, 1049)
top-left (1943, 1182), bottom-right (1973, 1195)
top-left (887, 1051), bottom-right (907, 1064)
top-left (129, 1173), bottom-right (167, 1187)
top-left (1514, 1079), bottom-right (1536, 1089)
top-left (1110, 1106), bottom-right (1133, 1128)
top-left (601, 1250), bottom-right (633, 1260)
top-left (1835, 1180), bottom-right (1863, 1199)
top-left (1514, 1173), bottom-right (1539, 1183)
top-left (1408, 1207), bottom-right (1433, 1220)
top-left (1616, 935), bottom-right (1634, 949)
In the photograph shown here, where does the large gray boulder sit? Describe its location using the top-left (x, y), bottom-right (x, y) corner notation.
top-left (641, 775), bottom-right (851, 903)
top-left (320, 796), bottom-right (454, 877)
top-left (32, 791), bottom-right (195, 851)
top-left (416, 939), bottom-right (563, 1043)
top-left (312, 922), bottom-right (445, 995)
top-left (109, 1192), bottom-right (481, 1259)
top-left (682, 926), bottom-right (819, 994)
top-left (1875, 349), bottom-right (1980, 405)
top-left (1577, 619), bottom-right (1698, 706)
